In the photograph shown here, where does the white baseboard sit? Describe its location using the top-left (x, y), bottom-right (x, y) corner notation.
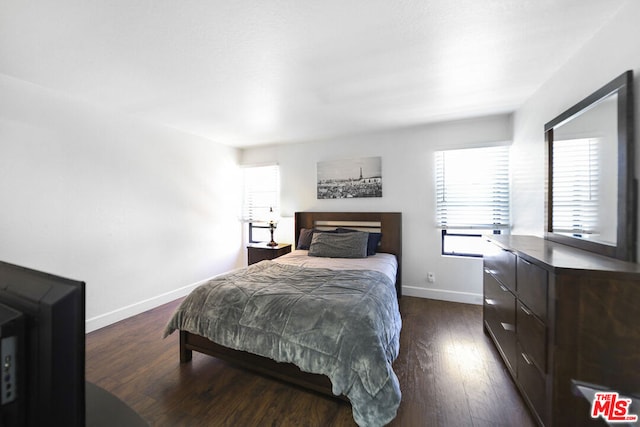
top-left (85, 280), bottom-right (204, 333)
top-left (402, 285), bottom-right (483, 305)
top-left (87, 282), bottom-right (483, 333)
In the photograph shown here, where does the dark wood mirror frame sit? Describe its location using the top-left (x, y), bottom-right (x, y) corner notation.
top-left (545, 70), bottom-right (637, 262)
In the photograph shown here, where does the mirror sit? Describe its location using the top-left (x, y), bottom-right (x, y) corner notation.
top-left (545, 70), bottom-right (636, 262)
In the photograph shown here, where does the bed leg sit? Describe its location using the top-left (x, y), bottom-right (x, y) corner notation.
top-left (179, 330), bottom-right (193, 363)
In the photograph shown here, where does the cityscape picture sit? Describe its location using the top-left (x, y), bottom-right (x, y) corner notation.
top-left (317, 156), bottom-right (382, 199)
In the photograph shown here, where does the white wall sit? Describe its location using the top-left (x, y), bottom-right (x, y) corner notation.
top-left (511, 0), bottom-right (640, 263)
top-left (0, 75), bottom-right (243, 332)
top-left (4, 1), bottom-right (636, 331)
top-left (241, 115), bottom-right (512, 304)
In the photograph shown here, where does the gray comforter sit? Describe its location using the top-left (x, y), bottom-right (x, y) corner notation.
top-left (164, 260), bottom-right (402, 427)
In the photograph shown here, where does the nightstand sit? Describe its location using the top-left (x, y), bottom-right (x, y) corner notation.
top-left (247, 243), bottom-right (292, 265)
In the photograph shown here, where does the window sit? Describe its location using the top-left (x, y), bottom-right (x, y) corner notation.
top-left (552, 138), bottom-right (600, 237)
top-left (241, 164), bottom-right (280, 243)
top-left (435, 146), bottom-right (510, 257)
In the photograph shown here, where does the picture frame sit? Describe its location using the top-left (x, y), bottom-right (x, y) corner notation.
top-left (317, 156), bottom-right (382, 199)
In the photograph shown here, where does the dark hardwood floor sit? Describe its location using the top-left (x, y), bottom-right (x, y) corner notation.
top-left (86, 297), bottom-right (536, 426)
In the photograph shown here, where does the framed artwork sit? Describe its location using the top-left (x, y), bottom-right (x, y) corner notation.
top-left (317, 156), bottom-right (382, 199)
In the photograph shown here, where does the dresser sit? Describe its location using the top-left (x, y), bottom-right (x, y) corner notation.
top-left (483, 235), bottom-right (640, 426)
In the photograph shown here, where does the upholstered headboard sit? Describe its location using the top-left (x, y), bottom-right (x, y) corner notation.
top-left (294, 212), bottom-right (402, 297)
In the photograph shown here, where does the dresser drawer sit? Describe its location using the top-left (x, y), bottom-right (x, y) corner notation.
top-left (484, 246), bottom-right (517, 292)
top-left (517, 302), bottom-right (546, 373)
top-left (517, 257), bottom-right (548, 321)
top-left (517, 343), bottom-right (547, 424)
top-left (484, 270), bottom-right (517, 371)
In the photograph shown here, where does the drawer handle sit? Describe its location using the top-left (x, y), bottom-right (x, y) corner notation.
top-left (484, 267), bottom-right (497, 276)
top-left (484, 298), bottom-right (496, 306)
top-left (521, 352), bottom-right (534, 366)
top-left (520, 305), bottom-right (533, 316)
top-left (501, 322), bottom-right (515, 332)
top-left (520, 258), bottom-right (532, 266)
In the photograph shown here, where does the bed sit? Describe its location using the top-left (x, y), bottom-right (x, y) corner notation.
top-left (164, 212), bottom-right (402, 427)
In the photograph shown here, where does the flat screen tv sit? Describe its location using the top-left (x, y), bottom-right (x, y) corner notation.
top-left (0, 260), bottom-right (85, 427)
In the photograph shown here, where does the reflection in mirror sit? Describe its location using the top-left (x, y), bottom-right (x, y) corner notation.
top-left (552, 93), bottom-right (618, 245)
top-left (545, 70), bottom-right (636, 262)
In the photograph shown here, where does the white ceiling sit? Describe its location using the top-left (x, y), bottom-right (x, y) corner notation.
top-left (0, 0), bottom-right (629, 147)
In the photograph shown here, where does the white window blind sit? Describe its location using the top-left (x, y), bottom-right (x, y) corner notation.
top-left (552, 138), bottom-right (599, 235)
top-left (241, 164), bottom-right (280, 223)
top-left (435, 146), bottom-right (510, 229)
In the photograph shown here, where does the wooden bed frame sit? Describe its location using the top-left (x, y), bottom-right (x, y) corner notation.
top-left (179, 211), bottom-right (402, 400)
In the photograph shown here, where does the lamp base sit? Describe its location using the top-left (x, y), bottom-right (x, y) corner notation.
top-left (267, 223), bottom-right (277, 247)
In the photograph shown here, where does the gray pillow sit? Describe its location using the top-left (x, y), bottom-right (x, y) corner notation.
top-left (296, 228), bottom-right (316, 250)
top-left (308, 231), bottom-right (369, 258)
top-left (335, 228), bottom-right (382, 255)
